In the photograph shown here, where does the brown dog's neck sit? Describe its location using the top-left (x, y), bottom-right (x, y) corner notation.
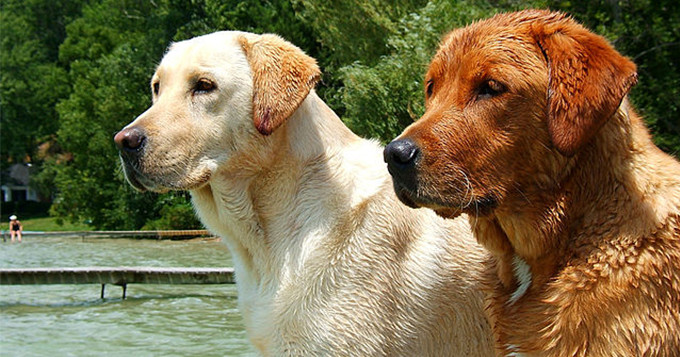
top-left (560, 105), bottom-right (680, 246)
top-left (474, 104), bottom-right (680, 289)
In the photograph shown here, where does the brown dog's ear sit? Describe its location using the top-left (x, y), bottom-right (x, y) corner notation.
top-left (239, 34), bottom-right (321, 136)
top-left (532, 15), bottom-right (637, 156)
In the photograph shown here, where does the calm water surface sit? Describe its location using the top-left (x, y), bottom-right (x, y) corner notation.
top-left (0, 236), bottom-right (256, 356)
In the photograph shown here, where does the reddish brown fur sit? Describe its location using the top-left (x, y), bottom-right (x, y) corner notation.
top-left (391, 10), bottom-right (680, 356)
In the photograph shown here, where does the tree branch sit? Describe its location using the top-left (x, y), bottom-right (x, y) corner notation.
top-left (634, 42), bottom-right (680, 61)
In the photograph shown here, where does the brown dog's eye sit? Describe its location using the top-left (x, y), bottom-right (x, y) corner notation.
top-left (477, 79), bottom-right (506, 100)
top-left (193, 79), bottom-right (216, 95)
top-left (425, 79), bottom-right (434, 98)
top-left (153, 82), bottom-right (160, 96)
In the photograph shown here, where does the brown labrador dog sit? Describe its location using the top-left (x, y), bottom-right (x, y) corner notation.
top-left (385, 9), bottom-right (680, 356)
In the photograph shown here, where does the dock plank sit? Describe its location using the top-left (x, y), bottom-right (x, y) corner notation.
top-left (0, 267), bottom-right (235, 285)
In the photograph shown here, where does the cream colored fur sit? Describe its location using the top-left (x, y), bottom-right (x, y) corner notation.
top-left (117, 31), bottom-right (493, 356)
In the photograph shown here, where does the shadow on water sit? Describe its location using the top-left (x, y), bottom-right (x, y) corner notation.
top-left (0, 289), bottom-right (239, 309)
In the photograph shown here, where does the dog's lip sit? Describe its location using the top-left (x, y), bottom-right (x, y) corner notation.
top-left (121, 162), bottom-right (153, 192)
top-left (433, 207), bottom-right (463, 219)
top-left (430, 195), bottom-right (496, 219)
top-left (127, 175), bottom-right (148, 192)
top-left (121, 157), bottom-right (213, 193)
top-left (392, 181), bottom-right (420, 209)
top-left (464, 193), bottom-right (499, 216)
top-left (398, 189), bottom-right (464, 219)
top-left (393, 180), bottom-right (468, 219)
top-left (120, 157), bottom-right (163, 192)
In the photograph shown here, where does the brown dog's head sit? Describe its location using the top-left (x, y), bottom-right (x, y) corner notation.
top-left (384, 10), bottom-right (637, 218)
top-left (113, 32), bottom-right (319, 192)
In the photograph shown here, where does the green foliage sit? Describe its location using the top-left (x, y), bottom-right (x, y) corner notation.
top-left (142, 193), bottom-right (203, 230)
top-left (294, 0), bottom-right (430, 119)
top-left (48, 0), bottom-right (175, 229)
top-left (172, 0), bottom-right (317, 46)
top-left (0, 0), bottom-right (78, 166)
top-left (295, 0), bottom-right (428, 67)
top-left (2, 0), bottom-right (678, 230)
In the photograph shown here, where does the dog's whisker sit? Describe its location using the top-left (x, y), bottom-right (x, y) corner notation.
top-left (461, 169), bottom-right (475, 209)
top-left (512, 183), bottom-right (532, 206)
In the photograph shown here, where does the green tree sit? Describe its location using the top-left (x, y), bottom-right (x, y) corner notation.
top-left (48, 0), bottom-right (199, 229)
top-left (295, 0), bottom-right (427, 67)
top-left (0, 0), bottom-right (82, 167)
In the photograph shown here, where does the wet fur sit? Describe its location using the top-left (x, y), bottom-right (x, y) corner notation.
top-left (389, 10), bottom-right (680, 356)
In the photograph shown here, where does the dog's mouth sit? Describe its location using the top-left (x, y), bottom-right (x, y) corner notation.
top-left (460, 192), bottom-right (499, 217)
top-left (120, 158), bottom-right (161, 192)
top-left (392, 180), bottom-right (419, 209)
top-left (392, 179), bottom-right (464, 218)
top-left (119, 156), bottom-right (212, 193)
top-left (124, 170), bottom-right (149, 192)
top-left (392, 176), bottom-right (499, 219)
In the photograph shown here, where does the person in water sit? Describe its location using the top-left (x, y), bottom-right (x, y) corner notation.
top-left (9, 215), bottom-right (22, 242)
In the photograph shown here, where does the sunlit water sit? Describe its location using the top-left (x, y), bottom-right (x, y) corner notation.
top-left (0, 236), bottom-right (256, 356)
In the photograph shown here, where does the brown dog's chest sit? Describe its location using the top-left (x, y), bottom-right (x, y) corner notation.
top-left (483, 213), bottom-right (680, 356)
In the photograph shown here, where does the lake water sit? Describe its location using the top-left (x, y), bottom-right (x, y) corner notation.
top-left (0, 236), bottom-right (256, 356)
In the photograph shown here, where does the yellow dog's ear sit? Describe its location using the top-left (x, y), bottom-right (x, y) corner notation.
top-left (532, 13), bottom-right (637, 156)
top-left (239, 34), bottom-right (321, 136)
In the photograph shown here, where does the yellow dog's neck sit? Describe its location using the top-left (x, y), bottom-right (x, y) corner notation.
top-left (190, 92), bottom-right (389, 283)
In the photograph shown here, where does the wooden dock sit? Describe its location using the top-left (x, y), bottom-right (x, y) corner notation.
top-left (35, 230), bottom-right (210, 239)
top-left (0, 267), bottom-right (235, 298)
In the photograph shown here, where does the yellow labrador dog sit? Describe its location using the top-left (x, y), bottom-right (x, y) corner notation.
top-left (114, 31), bottom-right (493, 356)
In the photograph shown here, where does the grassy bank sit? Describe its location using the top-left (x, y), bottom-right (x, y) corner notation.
top-left (12, 216), bottom-right (90, 232)
top-left (3, 201), bottom-right (90, 231)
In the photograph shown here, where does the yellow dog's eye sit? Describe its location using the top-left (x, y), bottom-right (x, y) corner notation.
top-left (193, 79), bottom-right (216, 95)
top-left (153, 82), bottom-right (160, 95)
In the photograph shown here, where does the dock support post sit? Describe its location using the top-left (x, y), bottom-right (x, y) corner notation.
top-left (101, 284), bottom-right (105, 299)
top-left (122, 284), bottom-right (127, 299)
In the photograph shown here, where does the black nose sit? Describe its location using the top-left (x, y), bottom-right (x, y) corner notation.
top-left (114, 127), bottom-right (146, 153)
top-left (384, 139), bottom-right (419, 168)
top-left (384, 138), bottom-right (420, 196)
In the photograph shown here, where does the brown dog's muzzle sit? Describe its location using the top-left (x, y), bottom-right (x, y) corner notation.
top-left (384, 139), bottom-right (421, 208)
